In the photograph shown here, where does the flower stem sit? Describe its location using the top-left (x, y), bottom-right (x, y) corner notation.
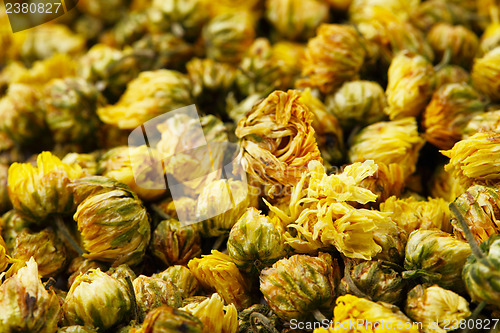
top-left (55, 215), bottom-right (84, 256)
top-left (449, 203), bottom-right (485, 260)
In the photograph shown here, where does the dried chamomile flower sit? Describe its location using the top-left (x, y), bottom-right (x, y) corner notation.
top-left (67, 257), bottom-right (107, 289)
top-left (0, 258), bottom-right (61, 332)
top-left (98, 69), bottom-right (192, 129)
top-left (77, 0), bottom-right (129, 24)
top-left (265, 0), bottom-right (329, 41)
top-left (299, 89), bottom-right (344, 164)
top-left (260, 253), bottom-right (340, 321)
top-left (270, 41), bottom-right (305, 89)
top-left (423, 83), bottom-right (486, 150)
top-left (349, 118), bottom-right (425, 179)
top-left (451, 184), bottom-right (500, 244)
top-left (188, 250), bottom-right (252, 310)
top-left (405, 284), bottom-right (471, 333)
top-left (235, 90), bottom-right (322, 197)
top-left (8, 151), bottom-right (83, 223)
top-left (133, 275), bottom-right (182, 319)
top-left (196, 178), bottom-right (258, 237)
top-left (78, 44), bottom-right (142, 101)
top-left (325, 80), bottom-right (387, 130)
top-left (0, 83), bottom-right (46, 146)
top-left (356, 162), bottom-right (405, 208)
top-left (380, 196), bottom-right (452, 234)
top-left (150, 218), bottom-right (202, 266)
top-left (297, 24), bottom-right (365, 94)
top-left (462, 234), bottom-right (500, 308)
top-left (385, 51), bottom-right (435, 120)
top-left (410, 0), bottom-right (473, 32)
top-left (18, 24), bottom-right (85, 63)
top-left (180, 293), bottom-right (238, 333)
top-left (63, 268), bottom-right (132, 330)
top-left (403, 229), bottom-right (471, 292)
top-left (202, 12), bottom-right (256, 64)
top-left (98, 145), bottom-right (166, 201)
top-left (44, 77), bottom-right (104, 145)
top-left (12, 228), bottom-right (67, 278)
top-left (434, 65), bottom-right (470, 89)
top-left (62, 153), bottom-right (99, 177)
top-left (463, 110), bottom-right (500, 138)
top-left (227, 208), bottom-right (288, 273)
top-left (71, 176), bottom-right (151, 266)
top-left (427, 23), bottom-right (479, 69)
top-left (442, 132), bottom-right (500, 188)
top-left (0, 164), bottom-right (10, 214)
top-left (340, 259), bottom-right (405, 304)
top-left (187, 58), bottom-right (236, 115)
top-left (152, 0), bottom-right (209, 40)
top-left (472, 46), bottom-right (500, 102)
top-left (315, 295), bottom-right (418, 333)
top-left (140, 305), bottom-right (203, 333)
top-left (154, 265), bottom-right (199, 299)
top-left (132, 33), bottom-right (194, 71)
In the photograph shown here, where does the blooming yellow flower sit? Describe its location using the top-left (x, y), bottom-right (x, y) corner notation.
top-left (188, 250), bottom-right (251, 310)
top-left (8, 151), bottom-right (83, 222)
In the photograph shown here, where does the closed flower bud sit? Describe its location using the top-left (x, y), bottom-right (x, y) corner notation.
top-left (12, 228), bottom-right (67, 278)
top-left (340, 259), bottom-right (405, 304)
top-left (435, 65), bottom-right (470, 89)
top-left (98, 145), bottom-right (166, 201)
top-left (202, 12), bottom-right (255, 64)
top-left (472, 47), bottom-right (500, 102)
top-left (180, 293), bottom-right (238, 333)
top-left (260, 252), bottom-right (340, 321)
top-left (404, 229), bottom-right (471, 292)
top-left (349, 0), bottom-right (418, 24)
top-left (8, 151), bottom-right (83, 223)
top-left (405, 284), bottom-right (470, 333)
top-left (463, 234), bottom-right (500, 307)
top-left (356, 162), bottom-right (405, 208)
top-left (67, 257), bottom-right (107, 289)
top-left (71, 176), bottom-right (151, 266)
top-left (154, 265), bottom-right (199, 299)
top-left (325, 80), bottom-right (387, 130)
top-left (429, 165), bottom-right (463, 203)
top-left (140, 305), bottom-right (203, 333)
top-left (235, 90), bottom-right (322, 197)
top-left (227, 207), bottom-right (288, 273)
top-left (427, 23), bottom-right (479, 69)
top-left (98, 69), bottom-right (192, 129)
top-left (322, 295), bottom-right (418, 333)
top-left (463, 110), bottom-right (500, 138)
top-left (0, 83), bottom-right (46, 146)
top-left (479, 22), bottom-right (500, 56)
top-left (349, 118), bottom-right (425, 179)
top-left (79, 44), bottom-right (141, 100)
top-left (150, 218), bottom-right (202, 266)
top-left (187, 58), bottom-right (236, 115)
top-left (442, 132), bottom-right (500, 188)
top-left (265, 0), bottom-right (329, 41)
top-left (133, 275), bottom-right (182, 318)
top-left (297, 24), bottom-right (365, 94)
top-left (385, 51), bottom-right (435, 120)
top-left (152, 197), bottom-right (198, 222)
top-left (107, 264), bottom-right (137, 282)
top-left (63, 268), bottom-right (132, 330)
top-left (62, 153), bottom-right (99, 177)
top-left (152, 0), bottom-right (209, 40)
top-left (423, 83), bottom-right (486, 150)
top-left (188, 250), bottom-right (252, 310)
top-left (44, 78), bottom-right (104, 145)
top-left (0, 258), bottom-right (61, 332)
top-left (451, 184), bottom-right (500, 244)
top-left (132, 34), bottom-right (194, 71)
top-left (410, 0), bottom-right (473, 32)
top-left (380, 196), bottom-right (452, 234)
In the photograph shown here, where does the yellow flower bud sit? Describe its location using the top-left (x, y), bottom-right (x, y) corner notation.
top-left (472, 46), bottom-right (500, 102)
top-left (154, 265), bottom-right (199, 299)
